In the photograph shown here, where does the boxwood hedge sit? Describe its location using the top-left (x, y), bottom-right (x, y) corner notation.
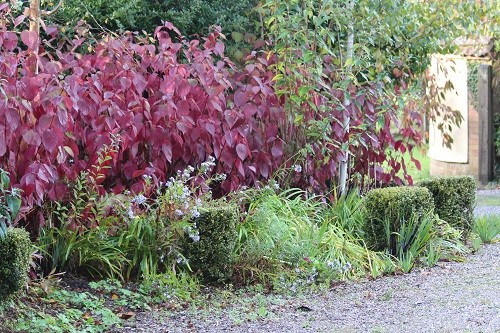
top-left (363, 186), bottom-right (434, 251)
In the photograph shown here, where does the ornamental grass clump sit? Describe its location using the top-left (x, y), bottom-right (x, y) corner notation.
top-left (385, 211), bottom-right (435, 272)
top-left (363, 186), bottom-right (434, 251)
top-left (234, 188), bottom-right (389, 288)
top-left (419, 176), bottom-right (476, 234)
top-left (473, 215), bottom-right (500, 243)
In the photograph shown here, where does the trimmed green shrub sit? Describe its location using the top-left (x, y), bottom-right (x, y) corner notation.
top-left (363, 186), bottom-right (434, 251)
top-left (0, 228), bottom-right (32, 301)
top-left (419, 176), bottom-right (476, 233)
top-left (182, 203), bottom-right (238, 284)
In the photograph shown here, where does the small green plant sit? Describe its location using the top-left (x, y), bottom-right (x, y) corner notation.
top-left (89, 279), bottom-right (151, 311)
top-left (398, 252), bottom-right (415, 274)
top-left (470, 233), bottom-right (482, 252)
top-left (325, 190), bottom-right (366, 238)
top-left (385, 212), bottom-right (435, 273)
top-left (38, 202), bottom-right (128, 280)
top-left (11, 287), bottom-right (121, 332)
top-left (473, 215), bottom-right (500, 243)
top-left (37, 168), bottom-right (128, 280)
top-left (423, 241), bottom-right (441, 267)
top-left (139, 271), bottom-right (200, 304)
top-left (429, 218), bottom-right (468, 261)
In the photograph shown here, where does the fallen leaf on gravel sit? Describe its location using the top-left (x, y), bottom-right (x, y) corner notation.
top-left (117, 311), bottom-right (136, 320)
top-left (296, 305), bottom-right (313, 312)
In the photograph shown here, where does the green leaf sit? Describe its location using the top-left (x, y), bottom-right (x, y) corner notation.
top-left (0, 171), bottom-right (9, 190)
top-left (294, 114), bottom-right (304, 124)
top-left (298, 86), bottom-right (310, 97)
top-left (231, 31), bottom-right (243, 43)
top-left (6, 195), bottom-right (21, 220)
top-left (0, 220), bottom-right (7, 239)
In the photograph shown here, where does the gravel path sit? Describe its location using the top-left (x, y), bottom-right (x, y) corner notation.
top-left (121, 243), bottom-right (500, 333)
top-left (476, 190), bottom-right (500, 217)
top-left (119, 192), bottom-right (500, 333)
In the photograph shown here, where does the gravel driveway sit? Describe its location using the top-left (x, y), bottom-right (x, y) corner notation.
top-left (476, 189), bottom-right (500, 217)
top-left (120, 191), bottom-right (500, 333)
top-left (122, 243), bottom-right (500, 333)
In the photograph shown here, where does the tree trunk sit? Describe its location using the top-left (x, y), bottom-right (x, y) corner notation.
top-left (29, 0), bottom-right (40, 73)
top-left (339, 0), bottom-right (355, 196)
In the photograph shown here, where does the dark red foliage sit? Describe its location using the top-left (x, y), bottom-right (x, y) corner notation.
top-left (0, 8), bottom-right (285, 214)
top-left (0, 5), bottom-right (423, 228)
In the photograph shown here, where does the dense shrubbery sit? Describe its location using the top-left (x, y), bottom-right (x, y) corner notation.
top-left (363, 186), bottom-right (434, 251)
top-left (27, 0), bottom-right (261, 62)
top-left (0, 228), bottom-right (32, 301)
top-left (0, 5), bottom-right (427, 230)
top-left (50, 0), bottom-right (260, 37)
top-left (0, 8), bottom-right (286, 218)
top-left (420, 176), bottom-right (476, 234)
top-left (182, 203), bottom-right (238, 283)
top-left (1, 4), bottom-right (497, 326)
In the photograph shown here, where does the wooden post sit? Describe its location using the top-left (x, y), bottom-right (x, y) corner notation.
top-left (478, 64), bottom-right (493, 184)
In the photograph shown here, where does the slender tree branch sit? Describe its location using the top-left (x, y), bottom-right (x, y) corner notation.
top-left (41, 0), bottom-right (64, 16)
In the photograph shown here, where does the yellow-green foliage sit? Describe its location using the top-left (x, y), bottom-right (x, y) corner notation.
top-left (182, 203), bottom-right (238, 284)
top-left (0, 228), bottom-right (32, 301)
top-left (363, 186), bottom-right (434, 250)
top-left (419, 176), bottom-right (476, 234)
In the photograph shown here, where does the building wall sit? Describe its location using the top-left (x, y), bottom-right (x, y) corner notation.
top-left (430, 100), bottom-right (480, 177)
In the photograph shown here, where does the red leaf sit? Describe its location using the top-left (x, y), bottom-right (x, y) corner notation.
top-left (20, 30), bottom-right (38, 50)
top-left (44, 25), bottom-right (58, 37)
top-left (14, 15), bottom-right (26, 28)
top-left (162, 144), bottom-right (172, 162)
top-left (5, 109), bottom-right (20, 131)
top-left (411, 157), bottom-right (422, 171)
top-left (236, 143), bottom-right (248, 161)
top-left (235, 159), bottom-right (245, 177)
top-left (271, 146), bottom-right (283, 158)
top-left (177, 81), bottom-right (191, 100)
top-left (234, 91), bottom-right (248, 108)
top-left (42, 130), bottom-right (61, 154)
top-left (22, 130), bottom-right (41, 147)
top-left (132, 170), bottom-right (145, 178)
top-left (0, 126), bottom-right (6, 157)
top-left (133, 73), bottom-right (147, 95)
